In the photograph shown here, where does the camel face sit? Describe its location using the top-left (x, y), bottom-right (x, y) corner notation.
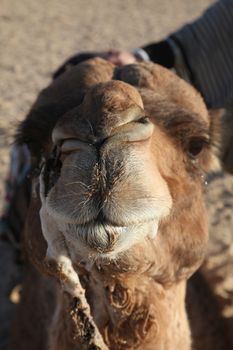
top-left (13, 59), bottom-right (219, 349)
top-left (42, 80), bottom-right (172, 258)
top-left (18, 59), bottom-right (213, 269)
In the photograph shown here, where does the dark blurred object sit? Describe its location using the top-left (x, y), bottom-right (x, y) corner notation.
top-left (141, 40), bottom-right (174, 68)
top-left (221, 109), bottom-right (233, 174)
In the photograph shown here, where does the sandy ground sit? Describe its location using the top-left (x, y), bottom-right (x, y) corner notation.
top-left (1, 0), bottom-right (233, 348)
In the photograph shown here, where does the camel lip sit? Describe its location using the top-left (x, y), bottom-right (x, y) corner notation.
top-left (66, 221), bottom-right (122, 253)
top-left (60, 218), bottom-right (159, 256)
top-left (63, 212), bottom-right (158, 228)
top-left (66, 217), bottom-right (156, 232)
top-left (89, 218), bottom-right (129, 231)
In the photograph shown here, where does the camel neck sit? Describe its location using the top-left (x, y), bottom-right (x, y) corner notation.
top-left (86, 269), bottom-right (191, 350)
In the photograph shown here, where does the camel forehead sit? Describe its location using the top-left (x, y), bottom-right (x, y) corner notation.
top-left (53, 57), bottom-right (204, 110)
top-left (78, 59), bottom-right (208, 123)
top-left (35, 57), bottom-right (207, 123)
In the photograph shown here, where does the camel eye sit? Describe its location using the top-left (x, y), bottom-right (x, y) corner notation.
top-left (187, 137), bottom-right (208, 158)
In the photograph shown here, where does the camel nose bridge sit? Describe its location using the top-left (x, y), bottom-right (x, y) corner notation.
top-left (52, 80), bottom-right (149, 147)
top-left (105, 104), bottom-right (147, 133)
top-left (89, 105), bottom-right (150, 150)
top-left (84, 80), bottom-right (146, 138)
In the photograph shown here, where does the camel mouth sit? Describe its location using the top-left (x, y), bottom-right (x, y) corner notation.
top-left (59, 218), bottom-right (159, 256)
top-left (74, 222), bottom-right (120, 253)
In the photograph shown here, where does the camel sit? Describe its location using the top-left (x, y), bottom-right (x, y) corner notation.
top-left (9, 58), bottom-right (231, 350)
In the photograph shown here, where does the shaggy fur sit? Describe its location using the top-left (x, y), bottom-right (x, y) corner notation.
top-left (10, 58), bottom-right (231, 349)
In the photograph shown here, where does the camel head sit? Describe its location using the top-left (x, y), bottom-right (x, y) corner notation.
top-left (18, 58), bottom-right (215, 283)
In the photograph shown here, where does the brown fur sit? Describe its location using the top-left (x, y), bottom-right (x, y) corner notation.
top-left (10, 58), bottom-right (228, 350)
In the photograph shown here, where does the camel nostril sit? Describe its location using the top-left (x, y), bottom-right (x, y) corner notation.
top-left (137, 116), bottom-right (151, 125)
top-left (57, 120), bottom-right (154, 152)
top-left (92, 137), bottom-right (108, 150)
